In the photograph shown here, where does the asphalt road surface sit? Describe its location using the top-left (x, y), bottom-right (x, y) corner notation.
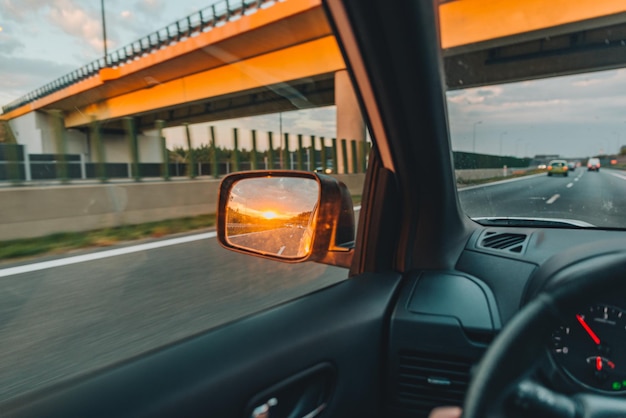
top-left (229, 227), bottom-right (308, 257)
top-left (4, 169), bottom-right (626, 402)
top-left (459, 168), bottom-right (626, 228)
top-left (0, 235), bottom-right (346, 403)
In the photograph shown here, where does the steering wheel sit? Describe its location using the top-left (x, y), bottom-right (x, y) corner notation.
top-left (462, 249), bottom-right (626, 418)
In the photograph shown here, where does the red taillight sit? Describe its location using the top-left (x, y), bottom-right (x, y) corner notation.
top-left (548, 166), bottom-right (553, 170)
top-left (564, 166), bottom-right (568, 171)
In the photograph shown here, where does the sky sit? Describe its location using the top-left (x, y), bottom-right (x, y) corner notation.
top-left (0, 0), bottom-right (210, 106)
top-left (1, 0), bottom-right (626, 157)
top-left (447, 69), bottom-right (626, 159)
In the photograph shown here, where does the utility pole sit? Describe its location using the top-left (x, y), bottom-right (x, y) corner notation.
top-left (101, 0), bottom-right (109, 65)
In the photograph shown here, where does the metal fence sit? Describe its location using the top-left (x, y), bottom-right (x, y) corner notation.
top-left (0, 161), bottom-right (271, 181)
top-left (1, 0), bottom-right (281, 114)
top-left (0, 137), bottom-right (370, 183)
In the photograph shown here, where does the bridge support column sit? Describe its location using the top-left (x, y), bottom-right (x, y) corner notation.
top-left (320, 137), bottom-right (327, 172)
top-left (297, 134), bottom-right (304, 170)
top-left (210, 126), bottom-right (219, 178)
top-left (335, 70), bottom-right (365, 174)
top-left (51, 110), bottom-right (69, 183)
top-left (309, 135), bottom-right (316, 171)
top-left (124, 117), bottom-right (140, 182)
top-left (156, 120), bottom-right (169, 181)
top-left (185, 123), bottom-right (196, 179)
top-left (267, 132), bottom-right (274, 170)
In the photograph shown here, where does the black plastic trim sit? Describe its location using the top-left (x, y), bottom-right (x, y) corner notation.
top-left (3, 272), bottom-right (402, 418)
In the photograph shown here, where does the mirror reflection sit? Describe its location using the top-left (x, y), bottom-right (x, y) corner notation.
top-left (226, 177), bottom-right (320, 258)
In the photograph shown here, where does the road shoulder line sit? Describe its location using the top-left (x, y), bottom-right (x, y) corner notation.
top-left (0, 232), bottom-right (216, 278)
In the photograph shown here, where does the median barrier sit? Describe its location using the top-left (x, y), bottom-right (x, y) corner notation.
top-left (455, 167), bottom-right (530, 182)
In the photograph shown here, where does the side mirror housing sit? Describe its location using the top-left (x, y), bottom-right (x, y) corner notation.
top-left (217, 171), bottom-right (355, 268)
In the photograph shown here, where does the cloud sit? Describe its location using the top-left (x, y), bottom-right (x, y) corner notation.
top-left (47, 0), bottom-right (103, 53)
top-left (572, 78), bottom-right (603, 87)
top-left (447, 86), bottom-right (503, 105)
top-left (0, 32), bottom-right (24, 54)
top-left (476, 87), bottom-right (501, 97)
top-left (446, 68), bottom-right (626, 157)
top-left (0, 56), bottom-right (75, 107)
top-left (134, 0), bottom-right (163, 18)
top-left (0, 0), bottom-right (49, 22)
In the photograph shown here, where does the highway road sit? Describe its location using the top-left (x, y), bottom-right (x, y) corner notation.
top-left (3, 168), bottom-right (626, 402)
top-left (229, 227), bottom-right (308, 257)
top-left (0, 235), bottom-right (346, 403)
top-left (459, 168), bottom-right (626, 228)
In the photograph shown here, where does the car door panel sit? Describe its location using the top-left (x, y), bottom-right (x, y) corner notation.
top-left (3, 272), bottom-right (402, 418)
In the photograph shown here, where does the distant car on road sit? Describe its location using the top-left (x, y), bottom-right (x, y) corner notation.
top-left (567, 161), bottom-right (577, 171)
top-left (315, 167), bottom-right (334, 174)
top-left (547, 159), bottom-right (569, 176)
top-left (587, 157), bottom-right (601, 171)
top-left (314, 160), bottom-right (335, 174)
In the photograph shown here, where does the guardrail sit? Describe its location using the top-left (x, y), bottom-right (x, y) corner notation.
top-left (1, 0), bottom-right (280, 115)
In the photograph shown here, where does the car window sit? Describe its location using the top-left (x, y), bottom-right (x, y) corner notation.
top-left (0, 0), bottom-right (367, 401)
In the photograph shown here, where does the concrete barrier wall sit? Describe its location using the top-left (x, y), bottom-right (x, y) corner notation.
top-left (455, 167), bottom-right (528, 181)
top-left (0, 174), bottom-right (366, 240)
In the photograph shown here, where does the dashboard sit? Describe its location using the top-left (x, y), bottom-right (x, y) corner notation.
top-left (547, 300), bottom-right (626, 394)
top-left (385, 226), bottom-right (626, 418)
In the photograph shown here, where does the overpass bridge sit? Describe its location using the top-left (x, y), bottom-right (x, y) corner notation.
top-left (1, 0), bottom-right (626, 172)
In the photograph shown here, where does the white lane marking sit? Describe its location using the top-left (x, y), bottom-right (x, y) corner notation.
top-left (0, 206), bottom-right (363, 278)
top-left (0, 232), bottom-right (216, 278)
top-left (574, 178), bottom-right (579, 182)
top-left (609, 172), bottom-right (626, 181)
top-left (566, 183), bottom-right (574, 188)
top-left (546, 194), bottom-right (560, 204)
top-left (458, 173), bottom-right (545, 192)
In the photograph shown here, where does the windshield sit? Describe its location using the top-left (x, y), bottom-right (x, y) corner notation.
top-left (442, 3), bottom-right (626, 229)
top-left (449, 70), bottom-right (626, 229)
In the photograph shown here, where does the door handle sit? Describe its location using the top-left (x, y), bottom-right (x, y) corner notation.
top-left (251, 397), bottom-right (277, 418)
top-left (245, 363), bottom-right (335, 418)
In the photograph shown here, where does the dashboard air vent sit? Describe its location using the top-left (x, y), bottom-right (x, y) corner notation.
top-left (394, 351), bottom-right (471, 417)
top-left (479, 231), bottom-right (528, 254)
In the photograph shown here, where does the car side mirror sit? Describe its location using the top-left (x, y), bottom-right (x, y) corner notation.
top-left (217, 171), bottom-right (355, 268)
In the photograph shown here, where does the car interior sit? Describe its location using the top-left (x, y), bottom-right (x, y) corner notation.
top-left (4, 1), bottom-right (626, 418)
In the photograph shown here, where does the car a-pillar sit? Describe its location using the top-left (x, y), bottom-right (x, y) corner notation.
top-left (335, 70), bottom-right (366, 174)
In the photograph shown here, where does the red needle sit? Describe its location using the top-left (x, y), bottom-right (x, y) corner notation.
top-left (596, 356), bottom-right (603, 371)
top-left (576, 314), bottom-right (601, 345)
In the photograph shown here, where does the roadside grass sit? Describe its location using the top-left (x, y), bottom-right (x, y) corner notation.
top-left (0, 214), bottom-right (216, 262)
top-left (456, 169), bottom-right (545, 187)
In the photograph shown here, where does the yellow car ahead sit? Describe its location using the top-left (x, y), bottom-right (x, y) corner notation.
top-left (547, 160), bottom-right (569, 176)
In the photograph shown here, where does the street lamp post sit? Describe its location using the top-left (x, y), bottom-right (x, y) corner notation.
top-left (100, 0), bottom-right (109, 66)
top-left (499, 131), bottom-right (507, 155)
top-left (472, 121), bottom-right (482, 154)
top-left (611, 131), bottom-right (619, 155)
top-left (516, 138), bottom-right (524, 157)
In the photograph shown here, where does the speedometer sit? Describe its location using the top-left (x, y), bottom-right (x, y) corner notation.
top-left (551, 304), bottom-right (626, 393)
